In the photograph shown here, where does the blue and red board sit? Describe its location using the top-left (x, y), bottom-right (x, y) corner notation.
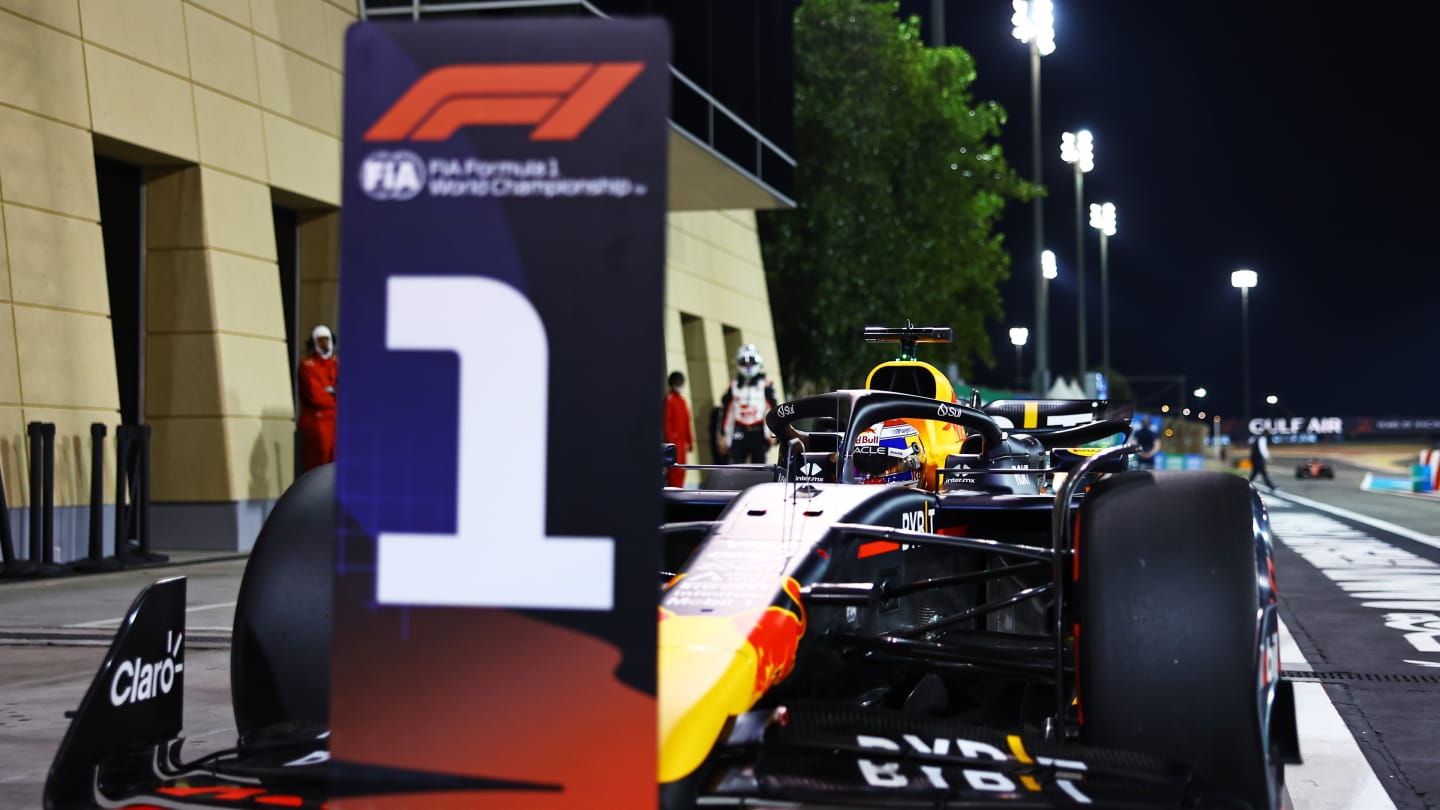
top-left (334, 17), bottom-right (668, 807)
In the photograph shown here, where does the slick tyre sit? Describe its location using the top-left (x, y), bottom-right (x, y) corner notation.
top-left (1076, 471), bottom-right (1281, 810)
top-left (231, 462), bottom-right (335, 743)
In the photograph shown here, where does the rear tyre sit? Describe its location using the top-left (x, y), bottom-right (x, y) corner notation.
top-left (1076, 471), bottom-right (1281, 809)
top-left (230, 463), bottom-right (335, 744)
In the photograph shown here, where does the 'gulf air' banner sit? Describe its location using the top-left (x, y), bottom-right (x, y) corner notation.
top-left (333, 17), bottom-right (668, 808)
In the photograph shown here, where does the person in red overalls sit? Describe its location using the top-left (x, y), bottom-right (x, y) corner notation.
top-left (297, 324), bottom-right (338, 472)
top-left (663, 371), bottom-right (695, 488)
top-left (719, 344), bottom-right (778, 464)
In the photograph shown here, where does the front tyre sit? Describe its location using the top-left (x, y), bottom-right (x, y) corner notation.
top-left (1076, 471), bottom-right (1284, 810)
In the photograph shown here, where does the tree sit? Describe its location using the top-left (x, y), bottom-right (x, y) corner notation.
top-left (758, 0), bottom-right (1037, 394)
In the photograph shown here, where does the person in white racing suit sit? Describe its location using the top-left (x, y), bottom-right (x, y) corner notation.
top-left (718, 344), bottom-right (778, 464)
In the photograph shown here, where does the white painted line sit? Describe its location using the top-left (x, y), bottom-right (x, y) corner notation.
top-left (63, 601), bottom-right (237, 629)
top-left (1278, 615), bottom-right (1311, 673)
top-left (1280, 617), bottom-right (1397, 810)
top-left (1269, 490), bottom-right (1440, 551)
top-left (61, 617), bottom-right (122, 629)
top-left (186, 601), bottom-right (238, 614)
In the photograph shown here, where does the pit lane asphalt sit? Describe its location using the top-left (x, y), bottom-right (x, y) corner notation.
top-left (1262, 457), bottom-right (1440, 810)
top-left (2, 462), bottom-right (1437, 810)
top-left (0, 555), bottom-right (242, 809)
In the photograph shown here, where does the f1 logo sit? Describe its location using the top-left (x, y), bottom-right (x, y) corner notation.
top-left (365, 62), bottom-right (644, 143)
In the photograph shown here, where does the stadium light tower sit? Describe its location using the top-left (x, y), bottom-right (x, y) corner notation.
top-left (1088, 201), bottom-right (1116, 376)
top-left (1012, 0), bottom-right (1055, 395)
top-left (1231, 269), bottom-right (1258, 423)
top-left (1061, 129), bottom-right (1094, 381)
top-left (1010, 326), bottom-right (1030, 390)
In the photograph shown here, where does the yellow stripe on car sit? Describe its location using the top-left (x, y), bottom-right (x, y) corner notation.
top-left (1007, 734), bottom-right (1034, 764)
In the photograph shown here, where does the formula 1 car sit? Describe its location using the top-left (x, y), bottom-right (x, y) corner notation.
top-left (1295, 459), bottom-right (1335, 479)
top-left (46, 467), bottom-right (543, 809)
top-left (45, 326), bottom-right (1300, 809)
top-left (657, 325), bottom-right (1300, 808)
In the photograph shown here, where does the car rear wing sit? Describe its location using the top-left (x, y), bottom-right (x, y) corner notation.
top-left (863, 324), bottom-right (952, 361)
top-left (46, 576), bottom-right (187, 809)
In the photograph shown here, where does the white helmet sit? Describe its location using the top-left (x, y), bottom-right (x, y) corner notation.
top-left (735, 344), bottom-right (763, 378)
top-left (312, 324), bottom-right (334, 358)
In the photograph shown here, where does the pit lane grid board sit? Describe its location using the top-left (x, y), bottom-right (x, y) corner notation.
top-left (334, 18), bottom-right (668, 808)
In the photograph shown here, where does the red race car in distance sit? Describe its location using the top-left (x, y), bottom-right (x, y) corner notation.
top-left (1296, 459), bottom-right (1336, 479)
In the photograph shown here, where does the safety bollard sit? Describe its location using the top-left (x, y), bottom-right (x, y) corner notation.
top-left (24, 422), bottom-right (62, 577)
top-left (114, 424), bottom-right (165, 566)
top-left (27, 421), bottom-right (41, 562)
top-left (135, 424), bottom-right (163, 564)
top-left (75, 423), bottom-right (120, 573)
top-left (41, 422), bottom-right (54, 565)
top-left (114, 425), bottom-right (131, 561)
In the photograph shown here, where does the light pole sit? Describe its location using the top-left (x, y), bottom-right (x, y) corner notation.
top-left (1039, 250), bottom-right (1058, 396)
top-left (1010, 327), bottom-right (1030, 390)
top-left (1088, 201), bottom-right (1116, 377)
top-left (1231, 269), bottom-right (1257, 424)
top-left (1012, 1), bottom-right (1055, 395)
top-left (1061, 129), bottom-right (1094, 382)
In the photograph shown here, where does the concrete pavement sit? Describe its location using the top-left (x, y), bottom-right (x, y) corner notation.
top-left (0, 555), bottom-right (247, 809)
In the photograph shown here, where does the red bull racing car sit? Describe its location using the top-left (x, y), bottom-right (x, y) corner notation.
top-left (44, 326), bottom-right (1299, 809)
top-left (657, 326), bottom-right (1299, 807)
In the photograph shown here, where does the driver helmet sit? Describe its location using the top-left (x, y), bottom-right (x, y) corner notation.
top-left (852, 420), bottom-right (925, 485)
top-left (735, 344), bottom-right (763, 379)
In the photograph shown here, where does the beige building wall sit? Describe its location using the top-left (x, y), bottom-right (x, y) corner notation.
top-left (2, 0), bottom-right (782, 548)
top-left (0, 0), bottom-right (353, 557)
top-left (664, 209), bottom-right (783, 481)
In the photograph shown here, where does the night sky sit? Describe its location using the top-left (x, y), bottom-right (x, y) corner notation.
top-left (893, 1), bottom-right (1437, 422)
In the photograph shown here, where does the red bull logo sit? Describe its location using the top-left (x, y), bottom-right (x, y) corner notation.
top-left (738, 578), bottom-right (806, 696)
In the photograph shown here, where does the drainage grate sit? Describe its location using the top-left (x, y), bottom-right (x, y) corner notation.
top-left (1284, 670), bottom-right (1440, 686)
